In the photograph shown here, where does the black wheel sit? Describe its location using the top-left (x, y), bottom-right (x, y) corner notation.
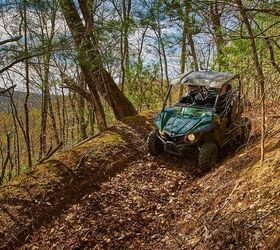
top-left (147, 129), bottom-right (164, 155)
top-left (239, 117), bottom-right (252, 144)
top-left (198, 142), bottom-right (218, 171)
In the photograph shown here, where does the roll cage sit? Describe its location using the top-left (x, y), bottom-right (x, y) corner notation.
top-left (162, 71), bottom-right (242, 114)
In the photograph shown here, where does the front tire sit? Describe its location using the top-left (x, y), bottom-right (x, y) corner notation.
top-left (199, 142), bottom-right (218, 171)
top-left (147, 129), bottom-right (164, 155)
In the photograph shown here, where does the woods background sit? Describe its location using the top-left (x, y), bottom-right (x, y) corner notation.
top-left (0, 0), bottom-right (279, 185)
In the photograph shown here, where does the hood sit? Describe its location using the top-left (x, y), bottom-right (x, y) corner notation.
top-left (155, 106), bottom-right (215, 137)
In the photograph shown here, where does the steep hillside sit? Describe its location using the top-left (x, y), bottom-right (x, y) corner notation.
top-left (0, 108), bottom-right (279, 250)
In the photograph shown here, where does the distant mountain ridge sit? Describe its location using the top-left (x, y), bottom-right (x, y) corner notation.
top-left (0, 88), bottom-right (41, 112)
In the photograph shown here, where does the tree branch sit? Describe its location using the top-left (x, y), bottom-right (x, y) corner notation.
top-left (0, 51), bottom-right (46, 74)
top-left (245, 8), bottom-right (280, 17)
top-left (0, 85), bottom-right (17, 96)
top-left (61, 72), bottom-right (93, 103)
top-left (0, 35), bottom-right (22, 46)
top-left (265, 38), bottom-right (280, 74)
top-left (36, 141), bottom-right (63, 165)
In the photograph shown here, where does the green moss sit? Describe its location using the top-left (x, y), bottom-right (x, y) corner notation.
top-left (122, 112), bottom-right (155, 127)
top-left (94, 133), bottom-right (125, 145)
top-left (1, 112), bottom-right (155, 190)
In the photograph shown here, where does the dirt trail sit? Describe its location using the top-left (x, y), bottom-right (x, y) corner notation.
top-left (21, 156), bottom-right (195, 249)
top-left (0, 113), bottom-right (155, 250)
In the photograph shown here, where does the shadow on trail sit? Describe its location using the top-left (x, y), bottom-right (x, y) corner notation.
top-left (151, 153), bottom-right (201, 179)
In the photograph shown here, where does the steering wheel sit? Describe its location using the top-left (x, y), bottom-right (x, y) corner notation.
top-left (193, 87), bottom-right (209, 103)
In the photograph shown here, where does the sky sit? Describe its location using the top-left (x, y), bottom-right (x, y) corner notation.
top-left (0, 0), bottom-right (222, 93)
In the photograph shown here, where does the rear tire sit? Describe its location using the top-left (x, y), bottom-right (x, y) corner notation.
top-left (147, 129), bottom-right (164, 155)
top-left (199, 142), bottom-right (218, 171)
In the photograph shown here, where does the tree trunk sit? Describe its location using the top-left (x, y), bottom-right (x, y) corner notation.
top-left (209, 1), bottom-right (225, 69)
top-left (0, 133), bottom-right (11, 185)
top-left (86, 76), bottom-right (107, 130)
top-left (87, 102), bottom-right (95, 136)
top-left (68, 92), bottom-right (80, 142)
top-left (120, 31), bottom-right (125, 93)
top-left (54, 86), bottom-right (63, 143)
top-left (39, 7), bottom-right (57, 158)
top-left (61, 87), bottom-right (66, 145)
top-left (39, 54), bottom-right (51, 158)
top-left (91, 68), bottom-right (137, 119)
top-left (265, 38), bottom-right (280, 74)
top-left (59, 0), bottom-right (136, 125)
top-left (48, 95), bottom-right (60, 145)
top-left (124, 0), bottom-right (131, 71)
top-left (155, 23), bottom-right (171, 105)
top-left (23, 0), bottom-right (32, 169)
top-left (187, 33), bottom-right (199, 71)
top-left (8, 92), bottom-right (21, 176)
top-left (157, 34), bottom-right (164, 96)
top-left (180, 0), bottom-right (198, 97)
top-left (179, 0), bottom-right (188, 97)
top-left (77, 78), bottom-right (88, 140)
top-left (235, 0), bottom-right (266, 162)
top-left (120, 0), bottom-right (131, 93)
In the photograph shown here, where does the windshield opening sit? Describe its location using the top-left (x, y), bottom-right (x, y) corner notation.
top-left (164, 85), bottom-right (218, 111)
top-left (163, 73), bottom-right (241, 114)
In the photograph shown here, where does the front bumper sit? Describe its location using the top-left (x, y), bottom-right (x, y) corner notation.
top-left (157, 135), bottom-right (198, 156)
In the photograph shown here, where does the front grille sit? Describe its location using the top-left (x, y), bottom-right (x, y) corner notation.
top-left (164, 134), bottom-right (184, 144)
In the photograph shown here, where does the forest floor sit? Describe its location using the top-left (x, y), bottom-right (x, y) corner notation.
top-left (1, 103), bottom-right (280, 250)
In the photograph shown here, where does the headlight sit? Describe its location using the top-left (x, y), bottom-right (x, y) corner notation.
top-left (187, 134), bottom-right (196, 141)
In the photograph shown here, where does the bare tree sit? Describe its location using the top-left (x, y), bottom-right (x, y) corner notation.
top-left (59, 0), bottom-right (137, 130)
top-left (23, 0), bottom-right (32, 169)
top-left (235, 0), bottom-right (266, 162)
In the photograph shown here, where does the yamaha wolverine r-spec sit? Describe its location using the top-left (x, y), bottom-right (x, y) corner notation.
top-left (147, 71), bottom-right (252, 171)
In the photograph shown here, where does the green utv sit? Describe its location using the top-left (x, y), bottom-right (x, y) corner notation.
top-left (147, 71), bottom-right (252, 171)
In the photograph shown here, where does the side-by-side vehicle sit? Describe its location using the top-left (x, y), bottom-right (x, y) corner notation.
top-left (147, 71), bottom-right (252, 170)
